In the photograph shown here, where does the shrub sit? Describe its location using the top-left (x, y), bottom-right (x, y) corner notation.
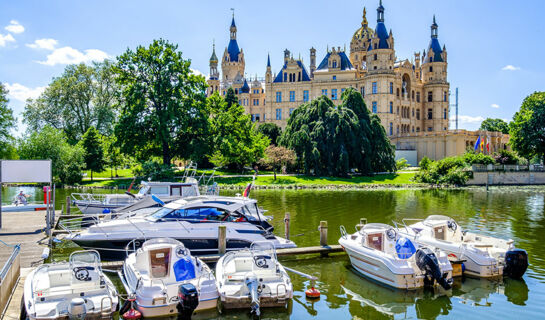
top-left (396, 158), bottom-right (409, 170)
top-left (414, 155), bottom-right (471, 185)
top-left (494, 149), bottom-right (519, 165)
top-left (462, 152), bottom-right (495, 165)
top-left (134, 160), bottom-right (176, 181)
top-left (419, 156), bottom-right (432, 170)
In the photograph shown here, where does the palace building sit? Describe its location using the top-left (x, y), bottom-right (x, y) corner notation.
top-left (207, 2), bottom-right (509, 163)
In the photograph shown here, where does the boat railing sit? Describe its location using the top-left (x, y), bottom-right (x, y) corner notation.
top-left (100, 296), bottom-right (114, 315)
top-left (339, 225), bottom-right (348, 239)
top-left (276, 283), bottom-right (288, 301)
top-left (71, 193), bottom-right (108, 204)
top-left (58, 215), bottom-right (107, 234)
top-left (0, 240), bottom-right (20, 313)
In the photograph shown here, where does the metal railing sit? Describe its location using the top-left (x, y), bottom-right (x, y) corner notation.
top-left (0, 240), bottom-right (21, 315)
top-left (472, 164), bottom-right (545, 172)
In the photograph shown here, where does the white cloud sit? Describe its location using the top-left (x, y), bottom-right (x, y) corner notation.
top-left (37, 46), bottom-right (109, 66)
top-left (190, 68), bottom-right (207, 78)
top-left (502, 65), bottom-right (520, 71)
top-left (4, 20), bottom-right (24, 34)
top-left (450, 114), bottom-right (485, 130)
top-left (491, 104), bottom-right (500, 109)
top-left (26, 38), bottom-right (58, 50)
top-left (0, 33), bottom-right (15, 47)
top-left (4, 83), bottom-right (45, 101)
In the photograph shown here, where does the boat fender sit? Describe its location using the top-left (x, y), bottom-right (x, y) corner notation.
top-left (415, 248), bottom-right (452, 290)
top-left (305, 287), bottom-right (320, 299)
top-left (504, 249), bottom-right (529, 279)
top-left (68, 297), bottom-right (87, 320)
top-left (177, 283), bottom-right (199, 319)
top-left (121, 295), bottom-right (141, 320)
top-left (41, 247), bottom-right (50, 260)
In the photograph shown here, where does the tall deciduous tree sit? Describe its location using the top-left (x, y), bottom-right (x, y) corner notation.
top-left (0, 83), bottom-right (17, 159)
top-left (81, 126), bottom-right (105, 181)
top-left (280, 88), bottom-right (395, 176)
top-left (208, 90), bottom-right (269, 170)
top-left (23, 61), bottom-right (117, 144)
top-left (259, 145), bottom-right (296, 180)
top-left (510, 92), bottom-right (545, 163)
top-left (114, 39), bottom-right (209, 165)
top-left (258, 123), bottom-right (282, 146)
top-left (480, 118), bottom-right (509, 134)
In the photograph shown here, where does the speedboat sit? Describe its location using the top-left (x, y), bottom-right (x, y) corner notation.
top-left (22, 250), bottom-right (118, 320)
top-left (339, 223), bottom-right (453, 290)
top-left (119, 238), bottom-right (218, 318)
top-left (71, 180), bottom-right (200, 215)
top-left (397, 215), bottom-right (528, 278)
top-left (215, 242), bottom-right (293, 316)
top-left (66, 196), bottom-right (296, 260)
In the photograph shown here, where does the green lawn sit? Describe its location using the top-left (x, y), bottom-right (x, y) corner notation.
top-left (82, 168), bottom-right (133, 179)
top-left (214, 172), bottom-right (417, 186)
top-left (80, 178), bottom-right (135, 188)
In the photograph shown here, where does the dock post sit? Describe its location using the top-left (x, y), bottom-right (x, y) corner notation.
top-left (319, 221), bottom-right (328, 257)
top-left (284, 212), bottom-right (290, 240)
top-left (218, 225), bottom-right (227, 255)
top-left (66, 196), bottom-right (71, 215)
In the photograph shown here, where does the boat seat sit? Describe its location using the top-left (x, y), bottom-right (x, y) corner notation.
top-left (234, 259), bottom-right (254, 273)
top-left (48, 270), bottom-right (71, 288)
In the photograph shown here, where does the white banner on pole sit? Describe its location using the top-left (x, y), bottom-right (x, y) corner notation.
top-left (1, 160), bottom-right (52, 183)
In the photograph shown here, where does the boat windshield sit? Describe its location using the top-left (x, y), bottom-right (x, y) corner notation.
top-left (138, 185), bottom-right (150, 195)
top-left (148, 206), bottom-right (248, 222)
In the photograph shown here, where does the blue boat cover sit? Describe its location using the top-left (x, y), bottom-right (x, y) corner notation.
top-left (173, 257), bottom-right (196, 281)
top-left (395, 237), bottom-right (416, 259)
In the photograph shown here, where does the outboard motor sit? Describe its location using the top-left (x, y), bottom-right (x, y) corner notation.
top-left (415, 248), bottom-right (452, 290)
top-left (177, 283), bottom-right (199, 319)
top-left (68, 298), bottom-right (87, 320)
top-left (504, 248), bottom-right (529, 279)
top-left (245, 274), bottom-right (261, 316)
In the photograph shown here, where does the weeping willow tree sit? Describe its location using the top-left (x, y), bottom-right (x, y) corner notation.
top-left (280, 88), bottom-right (395, 176)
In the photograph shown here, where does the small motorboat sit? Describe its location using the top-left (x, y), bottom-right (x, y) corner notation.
top-left (339, 223), bottom-right (453, 290)
top-left (119, 238), bottom-right (218, 318)
top-left (398, 215), bottom-right (529, 278)
top-left (22, 250), bottom-right (118, 320)
top-left (215, 242), bottom-right (293, 316)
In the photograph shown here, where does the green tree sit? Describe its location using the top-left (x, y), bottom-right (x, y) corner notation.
top-left (510, 92), bottom-right (545, 163)
top-left (208, 90), bottom-right (269, 170)
top-left (81, 127), bottom-right (105, 181)
top-left (479, 118), bottom-right (509, 134)
top-left (280, 88), bottom-right (395, 176)
top-left (23, 61), bottom-right (117, 144)
top-left (0, 83), bottom-right (17, 159)
top-left (103, 135), bottom-right (128, 178)
top-left (257, 123), bottom-right (282, 145)
top-left (259, 145), bottom-right (296, 180)
top-left (18, 126), bottom-right (84, 184)
top-left (114, 39), bottom-right (209, 165)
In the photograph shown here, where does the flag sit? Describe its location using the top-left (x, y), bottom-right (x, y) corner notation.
top-left (481, 139), bottom-right (484, 152)
top-left (486, 137), bottom-right (490, 153)
top-left (243, 183), bottom-right (252, 198)
top-left (474, 136), bottom-right (481, 152)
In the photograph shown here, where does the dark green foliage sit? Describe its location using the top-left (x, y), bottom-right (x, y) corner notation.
top-left (280, 88), bottom-right (395, 176)
top-left (494, 149), bottom-right (520, 165)
top-left (133, 160), bottom-right (175, 181)
top-left (414, 156), bottom-right (471, 185)
top-left (462, 152), bottom-right (495, 165)
top-left (0, 83), bottom-right (17, 159)
top-left (510, 92), bottom-right (545, 163)
top-left (18, 126), bottom-right (84, 184)
top-left (419, 156), bottom-right (432, 170)
top-left (113, 39), bottom-right (209, 165)
top-left (479, 118), bottom-right (509, 134)
top-left (23, 61), bottom-right (117, 144)
top-left (207, 92), bottom-right (269, 170)
top-left (257, 123), bottom-right (282, 145)
top-left (81, 127), bottom-right (105, 181)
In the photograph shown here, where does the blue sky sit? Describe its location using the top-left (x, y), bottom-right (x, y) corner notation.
top-left (1, 0), bottom-right (544, 132)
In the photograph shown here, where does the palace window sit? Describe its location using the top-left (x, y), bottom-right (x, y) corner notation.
top-left (443, 91), bottom-right (448, 102)
top-left (374, 54), bottom-right (377, 60)
top-left (276, 92), bottom-right (282, 103)
top-left (416, 127), bottom-right (420, 132)
top-left (276, 108), bottom-right (282, 120)
top-left (389, 82), bottom-right (393, 94)
top-left (428, 108), bottom-right (433, 120)
top-left (412, 91), bottom-right (415, 101)
top-left (289, 91), bottom-right (295, 102)
top-left (397, 125), bottom-right (399, 134)
top-left (396, 88), bottom-right (400, 97)
top-left (332, 61), bottom-right (337, 68)
top-left (416, 92), bottom-right (420, 102)
top-left (428, 127), bottom-right (433, 132)
top-left (284, 73), bottom-right (287, 82)
top-left (412, 108), bottom-right (415, 117)
top-left (389, 123), bottom-right (393, 136)
top-left (372, 82), bottom-right (377, 94)
top-left (341, 88), bottom-right (346, 94)
top-left (428, 91), bottom-right (433, 102)
top-left (322, 89), bottom-right (328, 96)
top-left (303, 90), bottom-right (309, 102)
top-left (251, 114), bottom-right (257, 122)
top-left (397, 106), bottom-right (399, 114)
top-left (390, 102), bottom-right (393, 113)
top-left (333, 75), bottom-right (336, 80)
top-left (416, 109), bottom-right (420, 120)
top-left (332, 89), bottom-right (338, 100)
top-left (372, 101), bottom-right (377, 113)
top-left (235, 89), bottom-right (239, 94)
top-left (361, 86), bottom-right (365, 97)
top-left (443, 108), bottom-right (447, 119)
top-left (429, 66), bottom-right (433, 72)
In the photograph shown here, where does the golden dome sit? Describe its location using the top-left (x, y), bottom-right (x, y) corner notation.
top-left (352, 7), bottom-right (374, 43)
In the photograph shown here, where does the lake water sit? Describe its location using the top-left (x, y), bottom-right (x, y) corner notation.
top-left (5, 186), bottom-right (545, 319)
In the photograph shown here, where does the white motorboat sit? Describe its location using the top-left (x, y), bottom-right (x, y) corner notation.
top-left (71, 180), bottom-right (201, 215)
top-left (215, 242), bottom-right (293, 316)
top-left (397, 215), bottom-right (528, 278)
top-left (66, 196), bottom-right (296, 260)
top-left (119, 238), bottom-right (218, 318)
top-left (339, 223), bottom-right (453, 290)
top-left (21, 250), bottom-right (118, 320)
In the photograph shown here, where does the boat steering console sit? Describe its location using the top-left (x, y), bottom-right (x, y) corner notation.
top-left (73, 267), bottom-right (91, 281)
